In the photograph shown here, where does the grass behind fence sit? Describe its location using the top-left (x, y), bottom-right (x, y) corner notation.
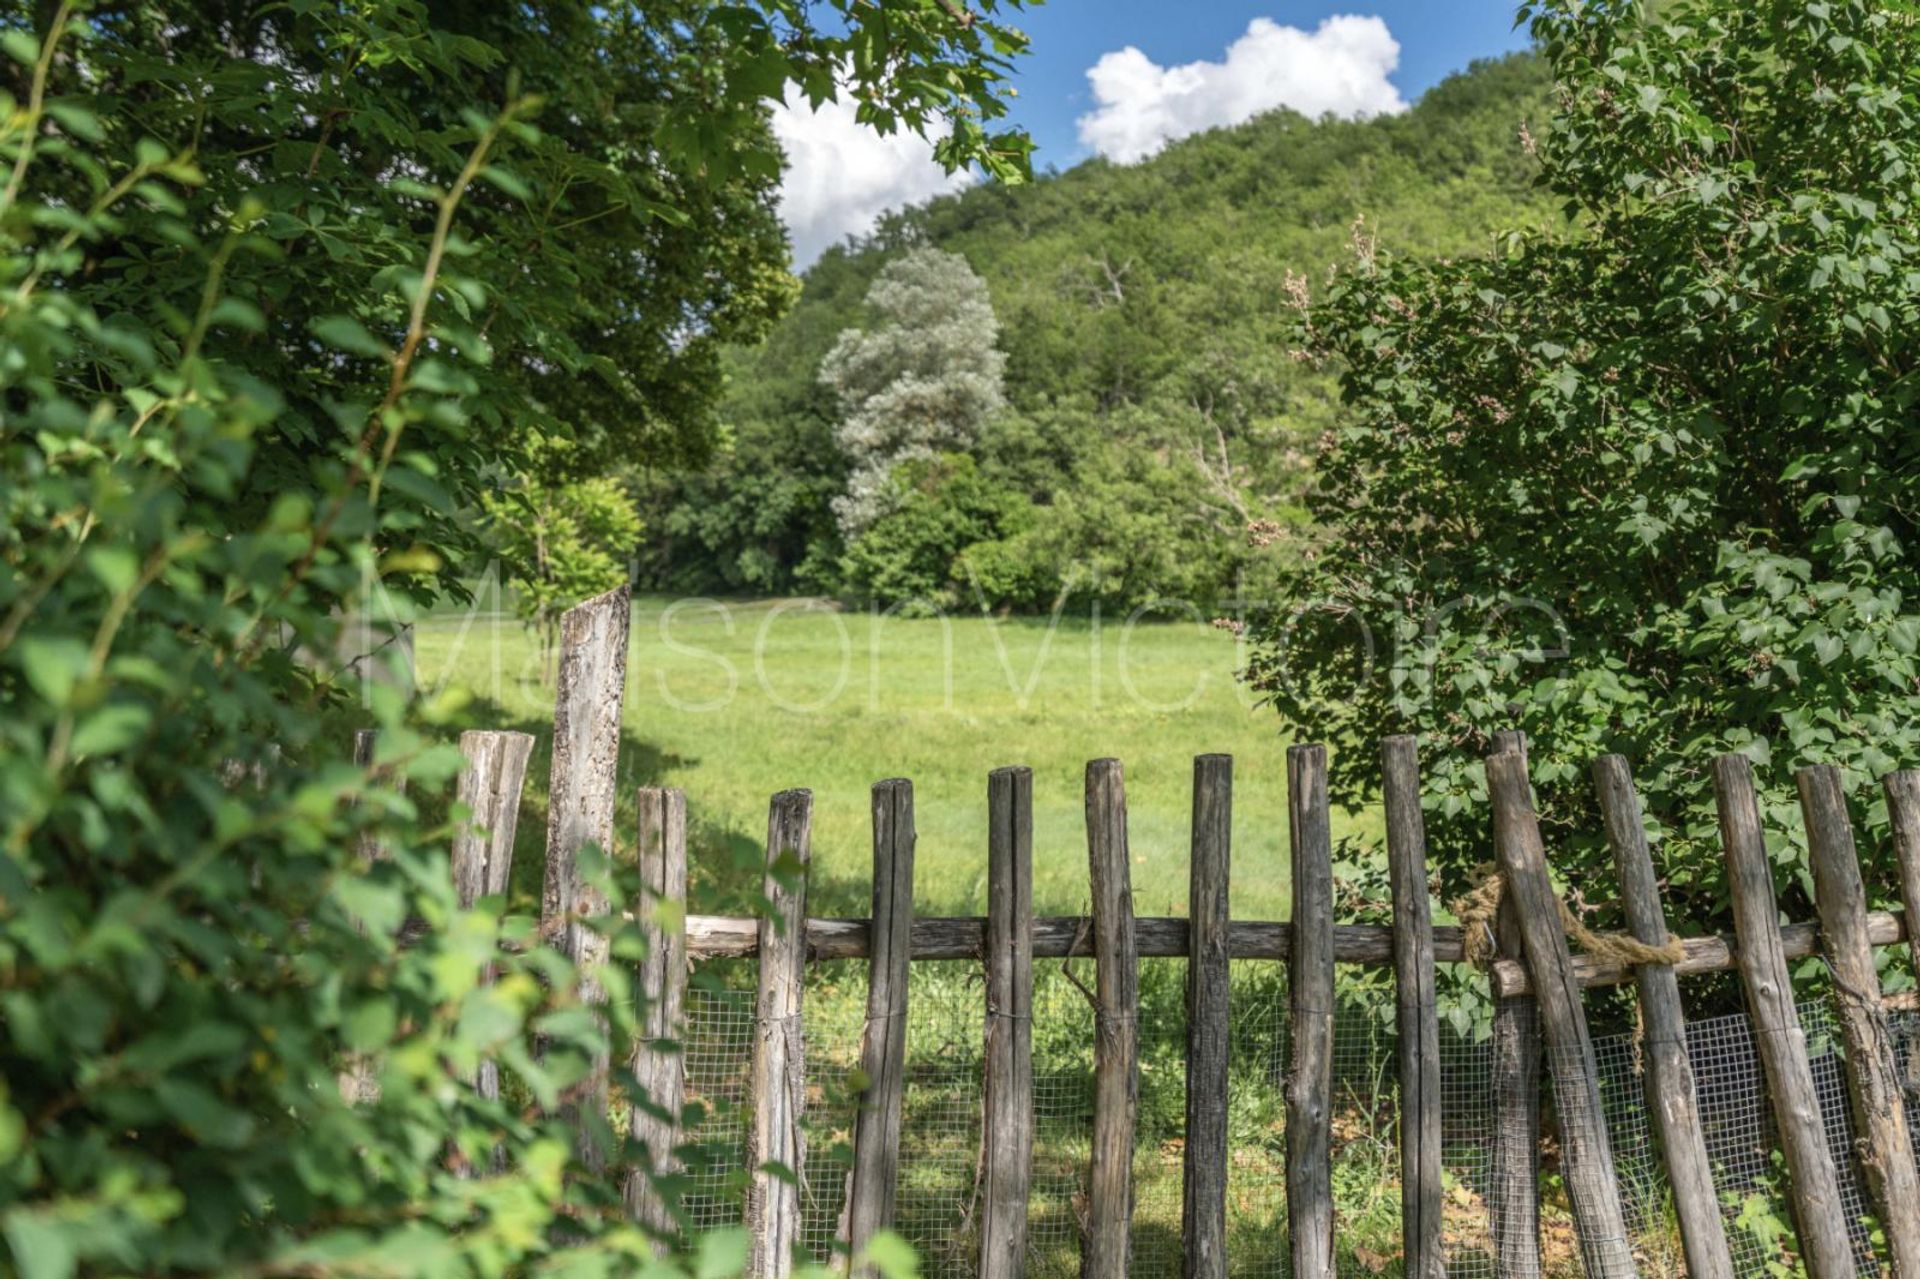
top-left (415, 596), bottom-right (1377, 919)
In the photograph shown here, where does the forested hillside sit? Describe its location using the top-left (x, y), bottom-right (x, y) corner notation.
top-left (637, 51), bottom-right (1561, 612)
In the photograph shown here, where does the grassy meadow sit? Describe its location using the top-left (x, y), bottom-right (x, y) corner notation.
top-left (416, 595), bottom-right (1367, 921)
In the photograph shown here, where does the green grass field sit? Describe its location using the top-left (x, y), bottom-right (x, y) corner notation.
top-left (416, 595), bottom-right (1368, 920)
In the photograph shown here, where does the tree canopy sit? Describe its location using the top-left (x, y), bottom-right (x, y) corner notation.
top-left (638, 50), bottom-right (1559, 611)
top-left (0, 1), bottom-right (1031, 1273)
top-left (1252, 0), bottom-right (1920, 929)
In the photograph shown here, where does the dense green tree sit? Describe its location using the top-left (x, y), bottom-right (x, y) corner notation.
top-left (1251, 0), bottom-right (1920, 934)
top-left (0, 1), bottom-right (1031, 1272)
top-left (822, 247), bottom-right (1008, 535)
top-left (643, 50), bottom-right (1558, 608)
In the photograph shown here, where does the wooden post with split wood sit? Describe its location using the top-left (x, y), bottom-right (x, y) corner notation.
top-left (980, 765), bottom-right (1035, 1279)
top-left (1714, 754), bottom-right (1856, 1279)
top-left (540, 583), bottom-right (632, 1170)
top-left (1084, 758), bottom-right (1138, 1279)
top-left (1886, 770), bottom-right (1920, 1095)
top-left (453, 729), bottom-right (535, 1110)
top-left (1287, 743), bottom-right (1335, 1279)
top-left (1800, 764), bottom-right (1920, 1279)
top-left (1183, 754), bottom-right (1232, 1279)
top-left (1593, 755), bottom-right (1731, 1279)
top-left (1382, 736), bottom-right (1442, 1279)
top-left (628, 785), bottom-right (689, 1239)
top-left (749, 789), bottom-right (813, 1279)
top-left (1488, 730), bottom-right (1542, 1279)
top-left (841, 779), bottom-right (915, 1274)
top-left (1487, 749), bottom-right (1638, 1279)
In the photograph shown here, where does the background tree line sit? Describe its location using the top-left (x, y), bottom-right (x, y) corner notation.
top-left (632, 50), bottom-right (1557, 614)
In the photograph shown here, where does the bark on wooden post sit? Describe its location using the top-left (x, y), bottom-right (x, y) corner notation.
top-left (1888, 771), bottom-right (1920, 1095)
top-left (1800, 765), bottom-right (1920, 1279)
top-left (628, 786), bottom-right (689, 1239)
top-left (352, 728), bottom-right (404, 863)
top-left (980, 766), bottom-right (1035, 1279)
top-left (1382, 736), bottom-right (1442, 1279)
top-left (842, 779), bottom-right (915, 1273)
top-left (539, 584), bottom-right (632, 1170)
top-left (749, 789), bottom-right (813, 1279)
top-left (1594, 755), bottom-right (1731, 1279)
top-left (453, 729), bottom-right (536, 1111)
top-left (1084, 758), bottom-right (1138, 1279)
top-left (1714, 754), bottom-right (1856, 1279)
top-left (1487, 750), bottom-right (1638, 1279)
top-left (1288, 743), bottom-right (1336, 1279)
top-left (1488, 731), bottom-right (1542, 1279)
top-left (1183, 754), bottom-right (1232, 1279)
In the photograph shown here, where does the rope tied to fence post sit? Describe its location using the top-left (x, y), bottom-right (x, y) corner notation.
top-left (1452, 863), bottom-right (1687, 971)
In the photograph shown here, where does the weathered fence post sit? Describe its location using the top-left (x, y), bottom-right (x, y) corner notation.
top-left (980, 765), bottom-right (1035, 1279)
top-left (628, 786), bottom-right (689, 1240)
top-left (1487, 731), bottom-right (1542, 1279)
top-left (1288, 743), bottom-right (1335, 1279)
top-left (1714, 754), bottom-right (1857, 1279)
top-left (1183, 754), bottom-right (1232, 1279)
top-left (842, 779), bottom-right (915, 1273)
top-left (453, 729), bottom-right (536, 1112)
top-left (352, 728), bottom-right (404, 863)
top-left (1085, 758), bottom-right (1138, 1279)
top-left (1887, 769), bottom-right (1920, 966)
top-left (539, 583), bottom-right (632, 1170)
top-left (1800, 765), bottom-right (1920, 1279)
top-left (1593, 755), bottom-right (1731, 1279)
top-left (1382, 736), bottom-right (1442, 1279)
top-left (1487, 749), bottom-right (1638, 1279)
top-left (750, 789), bottom-right (813, 1279)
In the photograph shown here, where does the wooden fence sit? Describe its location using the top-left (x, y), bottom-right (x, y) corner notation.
top-left (429, 587), bottom-right (1920, 1279)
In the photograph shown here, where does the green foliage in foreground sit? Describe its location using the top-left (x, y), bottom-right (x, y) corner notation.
top-left (0, 1), bottom-right (1037, 1273)
top-left (637, 51), bottom-right (1559, 612)
top-left (1253, 0), bottom-right (1920, 930)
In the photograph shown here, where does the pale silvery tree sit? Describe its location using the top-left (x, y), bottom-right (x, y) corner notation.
top-left (820, 247), bottom-right (1007, 536)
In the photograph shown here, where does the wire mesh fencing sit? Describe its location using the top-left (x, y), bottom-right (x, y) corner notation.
top-left (670, 954), bottom-right (1917, 1279)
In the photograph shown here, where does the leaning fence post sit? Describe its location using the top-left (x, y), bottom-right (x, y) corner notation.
top-left (1889, 770), bottom-right (1920, 1095)
top-left (980, 766), bottom-right (1035, 1279)
top-left (1084, 758), bottom-right (1138, 1279)
top-left (1382, 736), bottom-right (1442, 1279)
top-left (842, 779), bottom-right (915, 1273)
top-left (1487, 731), bottom-right (1542, 1279)
top-left (453, 729), bottom-right (536, 1108)
top-left (1288, 743), bottom-right (1336, 1279)
top-left (1183, 754), bottom-right (1232, 1279)
top-left (1594, 755), bottom-right (1732, 1279)
top-left (1487, 749), bottom-right (1638, 1279)
top-left (628, 786), bottom-right (689, 1240)
top-left (1800, 765), bottom-right (1920, 1279)
top-left (1714, 754), bottom-right (1857, 1279)
top-left (749, 789), bottom-right (813, 1279)
top-left (539, 583), bottom-right (632, 1170)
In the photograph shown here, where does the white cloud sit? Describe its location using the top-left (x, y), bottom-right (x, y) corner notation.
top-left (772, 92), bottom-right (975, 269)
top-left (1077, 15), bottom-right (1408, 164)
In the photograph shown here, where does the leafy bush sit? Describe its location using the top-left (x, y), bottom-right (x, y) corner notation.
top-left (1252, 0), bottom-right (1920, 932)
top-left (483, 465), bottom-right (642, 674)
top-left (0, 2), bottom-right (1034, 1273)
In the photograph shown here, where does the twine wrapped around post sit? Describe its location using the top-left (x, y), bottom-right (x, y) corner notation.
top-left (1453, 864), bottom-right (1686, 971)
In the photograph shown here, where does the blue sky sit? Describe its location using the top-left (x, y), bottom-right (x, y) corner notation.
top-left (1004, 1), bottom-right (1533, 170)
top-left (774, 2), bottom-right (1535, 264)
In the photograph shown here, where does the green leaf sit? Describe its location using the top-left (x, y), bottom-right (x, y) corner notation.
top-left (311, 315), bottom-right (387, 358)
top-left (2, 1212), bottom-right (75, 1279)
top-left (69, 703), bottom-right (152, 757)
top-left (154, 1079), bottom-right (256, 1148)
top-left (694, 1228), bottom-right (750, 1279)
